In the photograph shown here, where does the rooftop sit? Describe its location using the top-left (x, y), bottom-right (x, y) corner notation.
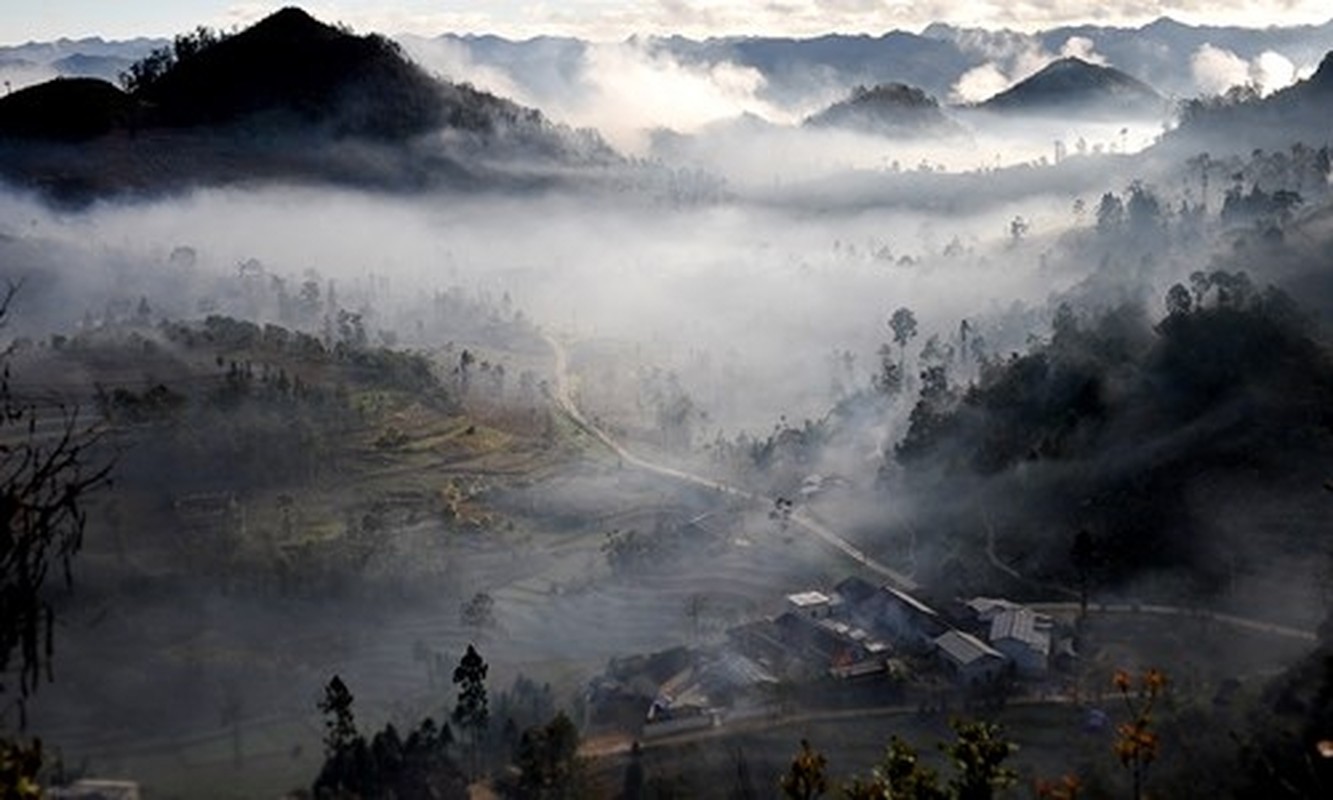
top-left (965, 596), bottom-right (1024, 619)
top-left (935, 630), bottom-right (1005, 666)
top-left (883, 584), bottom-right (939, 617)
top-left (787, 590), bottom-right (832, 607)
top-left (989, 608), bottom-right (1051, 654)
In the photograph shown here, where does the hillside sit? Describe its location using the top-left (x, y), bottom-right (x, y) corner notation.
top-left (977, 57), bottom-right (1165, 117)
top-left (1164, 49), bottom-right (1333, 155)
top-left (0, 76), bottom-right (132, 140)
top-left (130, 7), bottom-right (447, 139)
top-left (0, 7), bottom-right (615, 202)
top-left (803, 83), bottom-right (963, 138)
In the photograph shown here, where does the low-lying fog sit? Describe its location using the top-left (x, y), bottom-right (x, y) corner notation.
top-left (0, 175), bottom-right (1097, 433)
top-left (3, 38), bottom-right (1331, 794)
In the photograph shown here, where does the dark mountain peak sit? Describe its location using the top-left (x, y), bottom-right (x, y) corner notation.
top-left (0, 7), bottom-right (617, 201)
top-left (805, 82), bottom-right (962, 137)
top-left (229, 6), bottom-right (346, 49)
top-left (131, 6), bottom-right (446, 138)
top-left (0, 76), bottom-right (130, 140)
top-left (258, 6), bottom-right (320, 29)
top-left (980, 57), bottom-right (1163, 116)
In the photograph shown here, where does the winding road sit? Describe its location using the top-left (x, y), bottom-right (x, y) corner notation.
top-left (543, 332), bottom-right (918, 593)
top-left (545, 331), bottom-right (1322, 644)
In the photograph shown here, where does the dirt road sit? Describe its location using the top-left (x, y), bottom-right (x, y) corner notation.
top-left (543, 332), bottom-right (918, 592)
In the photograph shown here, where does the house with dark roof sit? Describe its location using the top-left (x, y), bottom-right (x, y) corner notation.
top-left (933, 630), bottom-right (1008, 685)
top-left (836, 580), bottom-right (947, 651)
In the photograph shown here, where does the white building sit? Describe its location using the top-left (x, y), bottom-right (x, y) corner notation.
top-left (786, 590), bottom-right (834, 620)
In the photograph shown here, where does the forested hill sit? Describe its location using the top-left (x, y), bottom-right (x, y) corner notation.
top-left (0, 7), bottom-right (615, 202)
top-left (1163, 49), bottom-right (1333, 155)
top-left (893, 280), bottom-right (1333, 590)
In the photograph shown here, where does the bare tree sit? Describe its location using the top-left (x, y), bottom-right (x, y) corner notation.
top-left (0, 284), bottom-right (112, 726)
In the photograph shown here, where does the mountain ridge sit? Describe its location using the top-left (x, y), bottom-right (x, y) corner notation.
top-left (0, 7), bottom-right (616, 202)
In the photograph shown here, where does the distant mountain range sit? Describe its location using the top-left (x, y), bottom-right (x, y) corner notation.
top-left (0, 8), bottom-right (613, 202)
top-left (421, 16), bottom-right (1333, 112)
top-left (0, 7), bottom-right (1329, 201)
top-left (7, 14), bottom-right (1330, 111)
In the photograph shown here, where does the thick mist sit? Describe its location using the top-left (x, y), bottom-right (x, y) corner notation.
top-left (3, 15), bottom-right (1333, 796)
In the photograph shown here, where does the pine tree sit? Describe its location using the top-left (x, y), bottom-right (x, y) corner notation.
top-left (452, 643), bottom-right (489, 780)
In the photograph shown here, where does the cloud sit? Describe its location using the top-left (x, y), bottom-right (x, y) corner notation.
top-left (397, 36), bottom-right (531, 102)
top-left (572, 43), bottom-right (790, 152)
top-left (1189, 43), bottom-right (1251, 94)
top-left (951, 63), bottom-right (1011, 104)
top-left (1059, 35), bottom-right (1107, 64)
top-left (1189, 43), bottom-right (1300, 96)
top-left (401, 33), bottom-right (793, 155)
top-left (1249, 50), bottom-right (1297, 94)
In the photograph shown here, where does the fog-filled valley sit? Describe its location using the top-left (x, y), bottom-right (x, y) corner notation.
top-left (1, 6), bottom-right (1332, 799)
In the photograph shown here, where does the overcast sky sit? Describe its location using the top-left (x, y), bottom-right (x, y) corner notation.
top-left (3, 1), bottom-right (1332, 44)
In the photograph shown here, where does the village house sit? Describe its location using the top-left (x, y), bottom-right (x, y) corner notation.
top-left (933, 629), bottom-right (1008, 685)
top-left (988, 606), bottom-right (1053, 677)
top-left (834, 576), bottom-right (948, 651)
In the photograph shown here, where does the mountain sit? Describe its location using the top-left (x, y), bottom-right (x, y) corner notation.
top-left (1164, 49), bottom-right (1333, 154)
top-left (50, 53), bottom-right (137, 83)
top-left (657, 31), bottom-right (972, 106)
top-left (0, 37), bottom-right (163, 93)
top-left (0, 77), bottom-right (132, 140)
top-left (128, 7), bottom-right (454, 138)
top-left (976, 57), bottom-right (1165, 117)
top-left (927, 17), bottom-right (1333, 100)
top-left (804, 83), bottom-right (963, 138)
top-left (0, 7), bottom-right (615, 202)
top-left (417, 17), bottom-right (1333, 116)
top-left (1308, 49), bottom-right (1333, 92)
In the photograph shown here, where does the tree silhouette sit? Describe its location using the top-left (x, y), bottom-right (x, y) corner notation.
top-left (1095, 192), bottom-right (1124, 233)
top-left (0, 284), bottom-right (111, 726)
top-left (515, 711), bottom-right (581, 799)
top-left (1164, 284), bottom-right (1193, 319)
top-left (889, 307), bottom-right (919, 371)
top-left (452, 643), bottom-right (489, 780)
top-left (318, 675), bottom-right (358, 759)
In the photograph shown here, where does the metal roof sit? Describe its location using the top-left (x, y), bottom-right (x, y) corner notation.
top-left (934, 630), bottom-right (1005, 666)
top-left (989, 608), bottom-right (1051, 655)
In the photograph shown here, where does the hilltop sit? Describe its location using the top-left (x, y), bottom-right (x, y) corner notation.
top-left (804, 83), bottom-right (964, 138)
top-left (0, 7), bottom-right (614, 202)
top-left (977, 57), bottom-right (1165, 117)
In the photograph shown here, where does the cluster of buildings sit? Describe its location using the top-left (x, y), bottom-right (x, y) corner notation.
top-left (590, 575), bottom-right (1075, 739)
top-left (765, 577), bottom-right (1070, 687)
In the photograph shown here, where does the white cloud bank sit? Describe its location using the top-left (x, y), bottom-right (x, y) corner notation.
top-left (1190, 43), bottom-right (1303, 96)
